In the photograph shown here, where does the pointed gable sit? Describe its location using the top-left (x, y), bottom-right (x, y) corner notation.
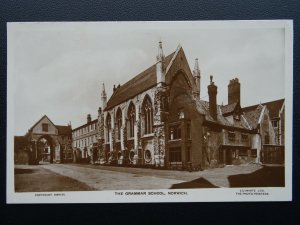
top-left (243, 105), bottom-right (265, 129)
top-left (29, 115), bottom-right (58, 135)
top-left (165, 46), bottom-right (194, 89)
top-left (243, 99), bottom-right (284, 119)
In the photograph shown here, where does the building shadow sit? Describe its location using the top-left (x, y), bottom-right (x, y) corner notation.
top-left (14, 168), bottom-right (35, 175)
top-left (228, 166), bottom-right (285, 187)
top-left (170, 178), bottom-right (219, 189)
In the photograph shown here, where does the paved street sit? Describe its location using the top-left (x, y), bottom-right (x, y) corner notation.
top-left (14, 162), bottom-right (284, 192)
top-left (15, 165), bottom-right (94, 192)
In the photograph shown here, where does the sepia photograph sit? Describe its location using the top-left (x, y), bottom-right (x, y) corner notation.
top-left (6, 20), bottom-right (293, 203)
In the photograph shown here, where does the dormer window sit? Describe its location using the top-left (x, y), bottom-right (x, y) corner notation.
top-left (233, 113), bottom-right (240, 121)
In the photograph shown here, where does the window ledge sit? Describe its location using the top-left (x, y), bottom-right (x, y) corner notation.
top-left (143, 133), bottom-right (154, 138)
top-left (168, 139), bottom-right (182, 142)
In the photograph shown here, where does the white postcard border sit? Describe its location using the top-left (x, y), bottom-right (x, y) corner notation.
top-left (6, 20), bottom-right (293, 203)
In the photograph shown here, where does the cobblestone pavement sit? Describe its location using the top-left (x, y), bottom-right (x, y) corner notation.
top-left (38, 163), bottom-right (265, 190)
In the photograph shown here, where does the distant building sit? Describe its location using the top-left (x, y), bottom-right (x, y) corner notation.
top-left (14, 115), bottom-right (72, 164)
top-left (72, 114), bottom-right (98, 163)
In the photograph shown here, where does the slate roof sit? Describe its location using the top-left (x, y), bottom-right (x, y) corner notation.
top-left (221, 102), bottom-right (238, 115)
top-left (243, 104), bottom-right (264, 129)
top-left (105, 52), bottom-right (176, 110)
top-left (56, 125), bottom-right (72, 136)
top-left (72, 119), bottom-right (98, 132)
top-left (195, 99), bottom-right (251, 130)
top-left (243, 99), bottom-right (284, 119)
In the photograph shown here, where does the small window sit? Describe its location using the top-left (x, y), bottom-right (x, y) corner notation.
top-left (129, 150), bottom-right (135, 162)
top-left (169, 125), bottom-right (181, 140)
top-left (144, 150), bottom-right (152, 163)
top-left (42, 123), bottom-right (48, 132)
top-left (228, 131), bottom-right (235, 141)
top-left (169, 147), bottom-right (182, 162)
top-left (272, 121), bottom-right (278, 128)
top-left (241, 133), bottom-right (249, 142)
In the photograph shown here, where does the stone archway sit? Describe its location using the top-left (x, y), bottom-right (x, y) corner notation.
top-left (36, 135), bottom-right (55, 164)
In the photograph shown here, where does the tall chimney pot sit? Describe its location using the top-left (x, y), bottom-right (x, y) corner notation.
top-left (208, 75), bottom-right (218, 120)
top-left (87, 114), bottom-right (92, 124)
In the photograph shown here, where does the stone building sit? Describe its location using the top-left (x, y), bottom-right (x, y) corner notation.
top-left (14, 115), bottom-right (72, 164)
top-left (243, 99), bottom-right (285, 145)
top-left (72, 114), bottom-right (98, 163)
top-left (95, 42), bottom-right (281, 169)
top-left (242, 99), bottom-right (285, 164)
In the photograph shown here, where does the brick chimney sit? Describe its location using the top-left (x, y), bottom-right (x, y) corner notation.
top-left (87, 114), bottom-right (92, 124)
top-left (208, 75), bottom-right (218, 120)
top-left (228, 78), bottom-right (240, 105)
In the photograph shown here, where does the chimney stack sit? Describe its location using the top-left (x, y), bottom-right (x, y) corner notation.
top-left (208, 75), bottom-right (218, 120)
top-left (87, 114), bottom-right (91, 124)
top-left (228, 78), bottom-right (240, 105)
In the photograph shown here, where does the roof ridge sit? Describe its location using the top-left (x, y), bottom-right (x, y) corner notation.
top-left (112, 50), bottom-right (176, 92)
top-left (106, 50), bottom-right (176, 110)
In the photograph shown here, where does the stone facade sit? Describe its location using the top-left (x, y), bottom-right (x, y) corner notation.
top-left (94, 42), bottom-right (281, 169)
top-left (14, 42), bottom-right (284, 169)
top-left (72, 114), bottom-right (98, 163)
top-left (14, 115), bottom-right (72, 164)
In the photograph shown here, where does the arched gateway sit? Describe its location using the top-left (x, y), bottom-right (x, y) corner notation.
top-left (14, 115), bottom-right (72, 165)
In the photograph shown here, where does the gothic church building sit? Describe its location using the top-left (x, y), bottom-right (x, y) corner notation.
top-left (96, 42), bottom-right (278, 169)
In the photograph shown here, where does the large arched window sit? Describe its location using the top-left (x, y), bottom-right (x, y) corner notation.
top-left (127, 102), bottom-right (135, 138)
top-left (142, 95), bottom-right (153, 134)
top-left (106, 113), bottom-right (111, 142)
top-left (116, 108), bottom-right (122, 141)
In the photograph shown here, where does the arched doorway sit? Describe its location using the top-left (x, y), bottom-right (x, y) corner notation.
top-left (37, 135), bottom-right (54, 164)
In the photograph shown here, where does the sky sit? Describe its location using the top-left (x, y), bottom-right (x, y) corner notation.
top-left (8, 21), bottom-right (286, 135)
